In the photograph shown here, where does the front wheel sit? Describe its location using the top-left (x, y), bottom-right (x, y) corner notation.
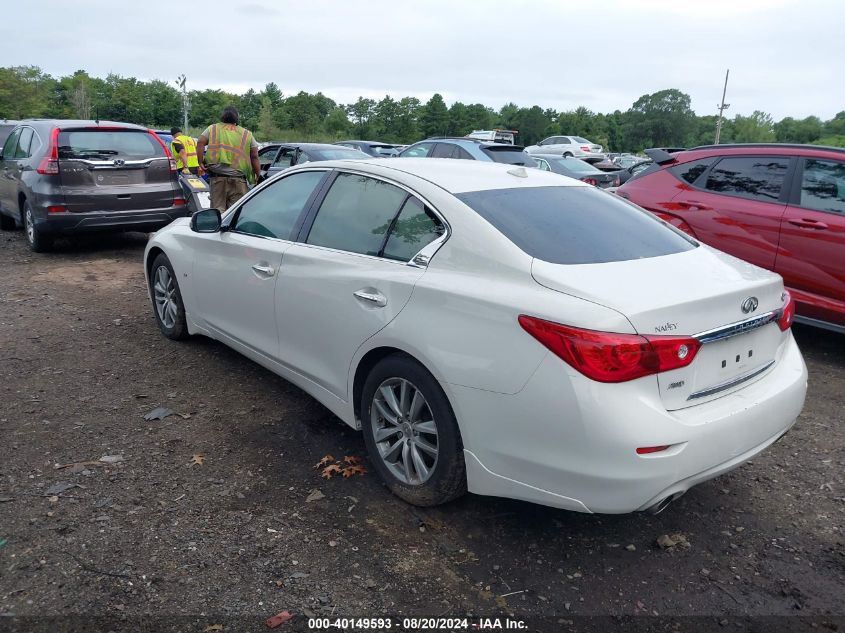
top-left (23, 201), bottom-right (53, 252)
top-left (563, 151), bottom-right (573, 158)
top-left (149, 253), bottom-right (188, 340)
top-left (361, 354), bottom-right (466, 506)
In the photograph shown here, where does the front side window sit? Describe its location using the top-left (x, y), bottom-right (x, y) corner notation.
top-left (273, 149), bottom-right (296, 168)
top-left (258, 146), bottom-right (279, 165)
top-left (535, 158), bottom-right (551, 171)
top-left (306, 173), bottom-right (407, 256)
top-left (704, 156), bottom-right (790, 202)
top-left (670, 157), bottom-right (715, 184)
top-left (382, 197), bottom-right (445, 262)
top-left (402, 143), bottom-right (434, 158)
top-left (456, 186), bottom-right (696, 265)
top-left (799, 159), bottom-right (845, 215)
top-left (234, 170), bottom-right (326, 239)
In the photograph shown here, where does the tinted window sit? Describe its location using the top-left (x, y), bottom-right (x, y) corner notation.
top-left (535, 158), bottom-right (551, 171)
top-left (799, 159), bottom-right (845, 215)
top-left (273, 149), bottom-right (295, 168)
top-left (559, 137), bottom-right (571, 144)
top-left (310, 147), bottom-right (368, 160)
top-left (14, 128), bottom-right (33, 158)
top-left (58, 130), bottom-right (165, 160)
top-left (2, 128), bottom-right (21, 160)
top-left (554, 157), bottom-right (598, 173)
top-left (401, 143), bottom-right (434, 158)
top-left (454, 146), bottom-right (473, 160)
top-left (482, 148), bottom-right (536, 166)
top-left (307, 173), bottom-right (407, 256)
top-left (431, 143), bottom-right (457, 158)
top-left (382, 197), bottom-right (445, 262)
top-left (704, 156), bottom-right (789, 202)
top-left (258, 146), bottom-right (279, 164)
top-left (0, 124), bottom-right (16, 147)
top-left (572, 137), bottom-right (590, 144)
top-left (234, 170), bottom-right (325, 239)
top-left (456, 186), bottom-right (695, 265)
top-left (671, 158), bottom-right (715, 184)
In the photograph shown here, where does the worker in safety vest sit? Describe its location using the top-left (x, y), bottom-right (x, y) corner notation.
top-left (196, 106), bottom-right (261, 210)
top-left (169, 127), bottom-right (201, 176)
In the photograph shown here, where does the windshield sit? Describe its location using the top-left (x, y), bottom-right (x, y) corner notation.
top-left (456, 186), bottom-right (696, 265)
top-left (311, 147), bottom-right (369, 160)
top-left (482, 147), bottom-right (536, 166)
top-left (58, 130), bottom-right (165, 160)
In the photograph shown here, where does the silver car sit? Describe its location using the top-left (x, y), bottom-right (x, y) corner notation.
top-left (525, 135), bottom-right (603, 158)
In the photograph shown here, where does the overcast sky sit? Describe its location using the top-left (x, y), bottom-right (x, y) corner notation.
top-left (2, 0), bottom-right (843, 120)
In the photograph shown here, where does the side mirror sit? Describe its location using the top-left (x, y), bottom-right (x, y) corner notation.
top-left (191, 208), bottom-right (222, 233)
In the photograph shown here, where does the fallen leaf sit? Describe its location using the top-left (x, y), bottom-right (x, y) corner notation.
top-left (320, 464), bottom-right (343, 479)
top-left (190, 454), bottom-right (206, 466)
top-left (343, 455), bottom-right (361, 466)
top-left (342, 465), bottom-right (367, 478)
top-left (203, 626), bottom-right (224, 632)
top-left (305, 489), bottom-right (325, 503)
top-left (314, 455), bottom-right (334, 469)
top-left (143, 407), bottom-right (174, 421)
top-left (266, 610), bottom-right (293, 628)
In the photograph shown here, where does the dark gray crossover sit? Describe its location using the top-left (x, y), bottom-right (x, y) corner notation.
top-left (0, 119), bottom-right (186, 252)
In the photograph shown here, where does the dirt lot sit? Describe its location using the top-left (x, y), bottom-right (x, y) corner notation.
top-left (0, 230), bottom-right (843, 633)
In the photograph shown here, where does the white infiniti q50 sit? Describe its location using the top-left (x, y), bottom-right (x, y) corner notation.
top-left (144, 158), bottom-right (807, 513)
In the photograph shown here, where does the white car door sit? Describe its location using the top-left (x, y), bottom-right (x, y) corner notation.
top-left (191, 169), bottom-right (329, 358)
top-left (274, 171), bottom-right (447, 400)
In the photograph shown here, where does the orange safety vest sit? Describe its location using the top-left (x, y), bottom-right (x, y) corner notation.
top-left (205, 123), bottom-right (254, 180)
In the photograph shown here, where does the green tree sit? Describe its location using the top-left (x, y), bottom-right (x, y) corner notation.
top-left (824, 111), bottom-right (845, 137)
top-left (774, 116), bottom-right (823, 144)
top-left (324, 106), bottom-right (351, 138)
top-left (347, 97), bottom-right (376, 137)
top-left (256, 96), bottom-right (280, 141)
top-left (419, 94), bottom-right (449, 137)
top-left (727, 110), bottom-right (775, 143)
top-left (623, 89), bottom-right (696, 150)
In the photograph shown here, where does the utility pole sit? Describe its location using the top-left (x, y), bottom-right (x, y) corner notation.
top-left (714, 69), bottom-right (730, 145)
top-left (175, 74), bottom-right (189, 131)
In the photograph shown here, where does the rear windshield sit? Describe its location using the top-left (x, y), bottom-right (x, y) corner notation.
top-left (311, 147), bottom-right (368, 160)
top-left (456, 186), bottom-right (696, 265)
top-left (572, 137), bottom-right (590, 144)
top-left (482, 147), bottom-right (536, 166)
top-left (554, 157), bottom-right (598, 173)
top-left (58, 130), bottom-right (165, 160)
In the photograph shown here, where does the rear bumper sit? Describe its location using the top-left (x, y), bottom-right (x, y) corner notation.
top-left (451, 331), bottom-right (807, 513)
top-left (34, 206), bottom-right (189, 235)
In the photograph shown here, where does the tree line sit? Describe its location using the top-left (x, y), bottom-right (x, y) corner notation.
top-left (2, 66), bottom-right (844, 151)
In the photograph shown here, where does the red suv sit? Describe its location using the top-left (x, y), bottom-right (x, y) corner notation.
top-left (617, 144), bottom-right (845, 333)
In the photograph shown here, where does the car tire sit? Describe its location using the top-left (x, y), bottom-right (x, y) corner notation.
top-left (149, 253), bottom-right (189, 340)
top-left (361, 354), bottom-right (466, 507)
top-left (22, 200), bottom-right (53, 252)
top-left (0, 210), bottom-right (15, 230)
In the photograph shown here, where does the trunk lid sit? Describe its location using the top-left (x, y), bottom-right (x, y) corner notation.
top-left (57, 128), bottom-right (176, 213)
top-left (531, 246), bottom-right (787, 409)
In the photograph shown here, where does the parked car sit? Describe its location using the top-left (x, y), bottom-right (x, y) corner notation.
top-left (531, 154), bottom-right (619, 188)
top-left (0, 120), bottom-right (20, 147)
top-left (144, 158), bottom-right (806, 514)
top-left (151, 129), bottom-right (174, 150)
top-left (398, 138), bottom-right (536, 165)
top-left (257, 142), bottom-right (368, 179)
top-left (465, 129), bottom-right (518, 144)
top-left (613, 154), bottom-right (649, 169)
top-left (335, 140), bottom-right (401, 157)
top-left (525, 135), bottom-right (603, 158)
top-left (617, 143), bottom-right (845, 332)
top-left (0, 119), bottom-right (186, 252)
top-left (615, 159), bottom-right (655, 185)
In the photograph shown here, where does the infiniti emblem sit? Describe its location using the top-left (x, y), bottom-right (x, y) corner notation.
top-left (741, 296), bottom-right (759, 314)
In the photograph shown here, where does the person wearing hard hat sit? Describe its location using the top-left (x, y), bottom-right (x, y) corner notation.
top-left (170, 127), bottom-right (201, 176)
top-left (196, 106), bottom-right (261, 210)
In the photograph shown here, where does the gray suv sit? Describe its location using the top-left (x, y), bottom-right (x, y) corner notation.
top-left (0, 119), bottom-right (187, 252)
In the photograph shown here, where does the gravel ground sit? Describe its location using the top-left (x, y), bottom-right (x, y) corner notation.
top-left (0, 230), bottom-right (843, 633)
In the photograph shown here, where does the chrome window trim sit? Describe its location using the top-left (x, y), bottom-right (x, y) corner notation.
top-left (687, 360), bottom-right (775, 401)
top-left (693, 309), bottom-right (781, 345)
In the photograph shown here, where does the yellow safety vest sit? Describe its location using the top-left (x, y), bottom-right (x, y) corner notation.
top-left (171, 134), bottom-right (199, 170)
top-left (205, 123), bottom-right (254, 180)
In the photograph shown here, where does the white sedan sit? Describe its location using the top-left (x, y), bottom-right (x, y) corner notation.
top-left (144, 159), bottom-right (807, 514)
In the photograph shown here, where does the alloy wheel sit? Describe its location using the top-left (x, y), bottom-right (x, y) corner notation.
top-left (371, 377), bottom-right (439, 485)
top-left (153, 265), bottom-right (178, 329)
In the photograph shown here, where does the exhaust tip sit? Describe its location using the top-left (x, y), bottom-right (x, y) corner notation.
top-left (646, 491), bottom-right (685, 515)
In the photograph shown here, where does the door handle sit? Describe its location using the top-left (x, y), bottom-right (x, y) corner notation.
top-left (677, 200), bottom-right (712, 210)
top-left (788, 218), bottom-right (828, 230)
top-left (251, 263), bottom-right (275, 276)
top-left (353, 290), bottom-right (388, 307)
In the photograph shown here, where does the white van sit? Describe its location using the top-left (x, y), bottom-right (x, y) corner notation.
top-left (465, 129), bottom-right (518, 145)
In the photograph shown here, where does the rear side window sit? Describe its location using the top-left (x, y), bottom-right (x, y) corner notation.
top-left (382, 197), bottom-right (445, 262)
top-left (234, 170), bottom-right (325, 239)
top-left (58, 130), bottom-right (166, 160)
top-left (456, 186), bottom-right (696, 265)
top-left (482, 147), bottom-right (536, 166)
top-left (431, 143), bottom-right (457, 159)
top-left (0, 124), bottom-right (16, 147)
top-left (799, 159), bottom-right (845, 215)
top-left (306, 173), bottom-right (407, 256)
top-left (670, 158), bottom-right (715, 184)
top-left (704, 156), bottom-right (790, 202)
top-left (2, 128), bottom-right (21, 160)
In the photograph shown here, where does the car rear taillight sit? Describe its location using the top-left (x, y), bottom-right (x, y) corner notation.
top-left (581, 177), bottom-right (598, 186)
top-left (636, 445), bottom-right (671, 455)
top-left (148, 130), bottom-right (178, 172)
top-left (518, 316), bottom-right (701, 383)
top-left (777, 291), bottom-right (795, 331)
top-left (47, 205), bottom-right (67, 213)
top-left (581, 146), bottom-right (590, 152)
top-left (173, 198), bottom-right (186, 206)
top-left (36, 128), bottom-right (61, 175)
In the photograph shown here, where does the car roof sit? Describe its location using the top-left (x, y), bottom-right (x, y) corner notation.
top-left (290, 157), bottom-right (584, 194)
top-left (408, 137), bottom-right (526, 151)
top-left (337, 140), bottom-right (395, 146)
top-left (18, 119), bottom-right (150, 131)
top-left (675, 143), bottom-right (845, 162)
top-left (273, 142), bottom-right (364, 151)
